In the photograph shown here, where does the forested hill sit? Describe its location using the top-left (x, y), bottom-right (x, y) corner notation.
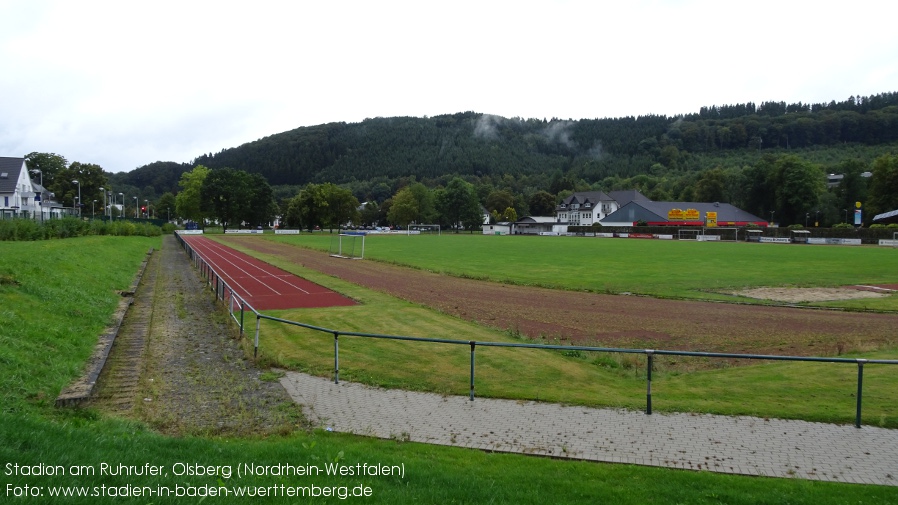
top-left (123, 92), bottom-right (898, 194)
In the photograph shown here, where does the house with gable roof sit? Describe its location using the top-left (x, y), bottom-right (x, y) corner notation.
top-left (0, 156), bottom-right (64, 220)
top-left (555, 191), bottom-right (618, 226)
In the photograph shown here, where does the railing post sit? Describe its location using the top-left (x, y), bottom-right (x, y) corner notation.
top-left (239, 302), bottom-right (245, 336)
top-left (646, 350), bottom-right (654, 415)
top-left (253, 315), bottom-right (261, 359)
top-left (856, 359), bottom-right (867, 428)
top-left (334, 332), bottom-right (340, 384)
top-left (469, 341), bottom-right (476, 401)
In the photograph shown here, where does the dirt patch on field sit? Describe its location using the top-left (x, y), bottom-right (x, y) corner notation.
top-left (221, 237), bottom-right (898, 362)
top-left (732, 287), bottom-right (889, 303)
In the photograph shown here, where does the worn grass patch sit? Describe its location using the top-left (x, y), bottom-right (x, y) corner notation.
top-left (265, 233), bottom-right (898, 310)
top-left (219, 238), bottom-right (898, 427)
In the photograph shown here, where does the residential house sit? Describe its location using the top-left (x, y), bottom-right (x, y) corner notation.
top-left (0, 156), bottom-right (64, 219)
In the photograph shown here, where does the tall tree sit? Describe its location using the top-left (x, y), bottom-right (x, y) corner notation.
top-left (484, 190), bottom-right (515, 214)
top-left (832, 159), bottom-right (868, 220)
top-left (324, 184), bottom-right (360, 232)
top-left (201, 167), bottom-right (252, 232)
top-left (24, 152), bottom-right (67, 189)
top-left (773, 155), bottom-right (825, 226)
top-left (156, 192), bottom-right (177, 222)
top-left (436, 177), bottom-right (483, 232)
top-left (693, 168), bottom-right (726, 203)
top-left (387, 186), bottom-right (419, 227)
top-left (289, 184), bottom-right (327, 231)
top-left (287, 183), bottom-right (358, 232)
top-left (176, 165), bottom-right (210, 226)
top-left (867, 154), bottom-right (898, 220)
top-left (528, 190), bottom-right (556, 216)
top-left (242, 173), bottom-right (277, 227)
top-left (50, 162), bottom-right (107, 211)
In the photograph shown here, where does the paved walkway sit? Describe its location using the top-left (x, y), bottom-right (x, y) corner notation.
top-left (280, 372), bottom-right (898, 486)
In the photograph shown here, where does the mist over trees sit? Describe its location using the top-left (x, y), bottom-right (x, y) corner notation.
top-left (31, 91), bottom-right (898, 227)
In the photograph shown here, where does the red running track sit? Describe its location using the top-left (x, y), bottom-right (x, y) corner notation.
top-left (181, 235), bottom-right (357, 311)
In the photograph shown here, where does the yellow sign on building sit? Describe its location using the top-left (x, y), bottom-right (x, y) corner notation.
top-left (683, 208), bottom-right (700, 220)
top-left (706, 211), bottom-right (718, 227)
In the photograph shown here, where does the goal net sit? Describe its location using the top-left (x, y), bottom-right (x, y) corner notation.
top-left (329, 233), bottom-right (365, 259)
top-left (407, 224), bottom-right (441, 235)
top-left (677, 229), bottom-right (700, 241)
top-left (698, 227), bottom-right (740, 242)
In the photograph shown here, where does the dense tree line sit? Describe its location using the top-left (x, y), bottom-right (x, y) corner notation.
top-left (27, 91), bottom-right (898, 228)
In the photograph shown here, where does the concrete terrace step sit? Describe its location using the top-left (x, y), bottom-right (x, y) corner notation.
top-left (281, 371), bottom-right (898, 486)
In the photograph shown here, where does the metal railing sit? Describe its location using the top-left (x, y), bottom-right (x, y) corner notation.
top-left (175, 232), bottom-right (898, 429)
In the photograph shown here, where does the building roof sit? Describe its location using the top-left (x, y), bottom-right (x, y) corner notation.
top-left (601, 201), bottom-right (765, 225)
top-left (559, 190), bottom-right (611, 207)
top-left (0, 157), bottom-right (26, 194)
top-left (517, 216), bottom-right (560, 224)
top-left (873, 208), bottom-right (898, 224)
top-left (607, 190), bottom-right (651, 207)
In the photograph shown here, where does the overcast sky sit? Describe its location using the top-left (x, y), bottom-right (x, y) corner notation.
top-left (2, 0), bottom-right (896, 173)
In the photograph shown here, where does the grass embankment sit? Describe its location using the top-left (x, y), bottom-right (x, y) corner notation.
top-left (219, 237), bottom-right (898, 428)
top-left (268, 233), bottom-right (898, 310)
top-left (2, 236), bottom-right (896, 503)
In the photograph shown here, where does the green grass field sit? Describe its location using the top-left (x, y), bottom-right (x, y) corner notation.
top-left (218, 235), bottom-right (898, 428)
top-left (268, 232), bottom-right (898, 310)
top-left (3, 235), bottom-right (897, 503)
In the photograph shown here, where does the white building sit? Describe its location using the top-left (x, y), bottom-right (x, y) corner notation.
top-left (0, 157), bottom-right (65, 220)
top-left (555, 190), bottom-right (652, 226)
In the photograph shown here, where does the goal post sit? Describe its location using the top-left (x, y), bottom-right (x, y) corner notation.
top-left (698, 227), bottom-right (740, 242)
top-left (329, 233), bottom-right (365, 259)
top-left (407, 224), bottom-right (441, 235)
top-left (677, 229), bottom-right (700, 241)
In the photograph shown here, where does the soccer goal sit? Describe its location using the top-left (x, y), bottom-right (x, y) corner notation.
top-left (329, 233), bottom-right (365, 259)
top-left (677, 229), bottom-right (701, 241)
top-left (698, 227), bottom-right (740, 242)
top-left (407, 224), bottom-right (441, 235)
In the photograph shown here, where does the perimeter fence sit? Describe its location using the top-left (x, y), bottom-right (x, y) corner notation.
top-left (174, 232), bottom-right (898, 429)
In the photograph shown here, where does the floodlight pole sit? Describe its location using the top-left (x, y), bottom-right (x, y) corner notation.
top-left (72, 180), bottom-right (81, 217)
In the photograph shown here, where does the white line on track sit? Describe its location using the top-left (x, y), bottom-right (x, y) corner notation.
top-left (186, 238), bottom-right (310, 295)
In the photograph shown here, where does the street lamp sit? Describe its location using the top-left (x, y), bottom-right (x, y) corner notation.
top-left (805, 213), bottom-right (809, 227)
top-left (99, 187), bottom-right (105, 221)
top-left (815, 210), bottom-right (820, 227)
top-left (72, 180), bottom-right (81, 217)
top-left (842, 209), bottom-right (848, 223)
top-left (133, 196), bottom-right (138, 218)
top-left (33, 169), bottom-right (44, 221)
top-left (92, 200), bottom-right (97, 217)
top-left (144, 199), bottom-right (149, 218)
top-left (118, 193), bottom-right (124, 219)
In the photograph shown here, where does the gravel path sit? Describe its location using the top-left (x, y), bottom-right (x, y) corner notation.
top-left (90, 235), bottom-right (304, 436)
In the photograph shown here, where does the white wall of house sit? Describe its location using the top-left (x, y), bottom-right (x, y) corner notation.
top-left (1, 160), bottom-right (41, 217)
top-left (482, 223), bottom-right (512, 235)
